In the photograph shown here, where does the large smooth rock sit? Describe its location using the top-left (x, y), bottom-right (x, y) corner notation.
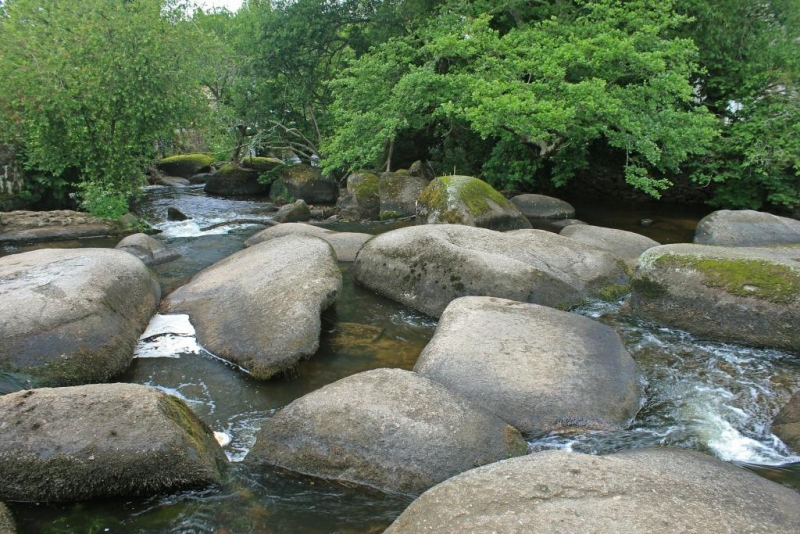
top-left (561, 224), bottom-right (660, 268)
top-left (162, 235), bottom-right (342, 378)
top-left (272, 199), bottom-right (311, 223)
top-left (115, 233), bottom-right (180, 266)
top-left (0, 503), bottom-right (14, 534)
top-left (386, 449), bottom-right (800, 533)
top-left (416, 176), bottom-right (531, 231)
top-left (0, 384), bottom-right (226, 502)
top-left (269, 164), bottom-right (338, 204)
top-left (0, 249), bottom-right (160, 390)
top-left (0, 210), bottom-right (117, 244)
top-left (694, 209), bottom-right (800, 246)
top-left (244, 223), bottom-right (371, 262)
top-left (510, 194), bottom-right (575, 219)
top-left (379, 172), bottom-right (429, 219)
top-left (415, 297), bottom-right (641, 434)
top-left (248, 368), bottom-right (527, 495)
top-left (772, 391), bottom-right (800, 453)
top-left (629, 244), bottom-right (800, 352)
top-left (336, 171), bottom-right (380, 220)
top-left (353, 225), bottom-right (630, 317)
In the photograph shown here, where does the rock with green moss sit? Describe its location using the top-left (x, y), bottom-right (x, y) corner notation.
top-left (245, 223), bottom-right (371, 262)
top-left (0, 384), bottom-right (226, 502)
top-left (162, 235), bottom-right (342, 379)
top-left (415, 296), bottom-right (642, 435)
top-left (379, 172), bottom-right (430, 218)
top-left (629, 243), bottom-right (800, 351)
top-left (353, 225), bottom-right (630, 317)
top-left (694, 209), bottom-right (800, 246)
top-left (204, 159), bottom-right (281, 197)
top-left (0, 503), bottom-right (15, 534)
top-left (269, 164), bottom-right (338, 204)
top-left (417, 176), bottom-right (532, 231)
top-left (0, 249), bottom-right (160, 391)
top-left (385, 449), bottom-right (800, 533)
top-left (336, 171), bottom-right (380, 220)
top-left (772, 391), bottom-right (800, 453)
top-left (156, 153), bottom-right (215, 179)
top-left (247, 368), bottom-right (527, 495)
top-left (561, 224), bottom-right (660, 268)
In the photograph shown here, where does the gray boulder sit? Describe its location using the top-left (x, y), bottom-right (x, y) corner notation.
top-left (0, 210), bottom-right (117, 244)
top-left (244, 223), bottom-right (371, 262)
top-left (0, 249), bottom-right (160, 390)
top-left (629, 243), bottom-right (800, 352)
top-left (416, 176), bottom-right (532, 231)
top-left (115, 233), bottom-right (181, 266)
top-left (386, 449), bottom-right (800, 533)
top-left (162, 235), bottom-right (342, 378)
top-left (694, 209), bottom-right (800, 246)
top-left (336, 171), bottom-right (380, 220)
top-left (561, 224), bottom-right (660, 268)
top-left (772, 391), bottom-right (800, 453)
top-left (0, 384), bottom-right (226, 502)
top-left (354, 225), bottom-right (630, 317)
top-left (510, 193), bottom-right (575, 219)
top-left (248, 368), bottom-right (527, 495)
top-left (205, 164), bottom-right (269, 196)
top-left (379, 172), bottom-right (429, 219)
top-left (0, 503), bottom-right (14, 534)
top-left (269, 164), bottom-right (338, 204)
top-left (272, 199), bottom-right (311, 223)
top-left (152, 175), bottom-right (190, 187)
top-left (415, 297), bottom-right (641, 434)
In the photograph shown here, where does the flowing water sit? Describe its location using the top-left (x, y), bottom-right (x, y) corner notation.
top-left (5, 186), bottom-right (800, 532)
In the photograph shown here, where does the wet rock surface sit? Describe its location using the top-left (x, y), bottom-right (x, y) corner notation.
top-left (162, 235), bottom-right (342, 379)
top-left (115, 233), bottom-right (180, 266)
top-left (248, 368), bottom-right (527, 495)
top-left (386, 449), bottom-right (800, 533)
top-left (0, 384), bottom-right (226, 502)
top-left (0, 248), bottom-right (160, 390)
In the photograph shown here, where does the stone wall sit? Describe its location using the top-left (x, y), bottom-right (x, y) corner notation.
top-left (0, 144), bottom-right (25, 211)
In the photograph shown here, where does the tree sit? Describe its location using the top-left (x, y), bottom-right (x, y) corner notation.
top-left (677, 0), bottom-right (800, 209)
top-left (323, 0), bottom-right (718, 197)
top-left (0, 0), bottom-right (208, 217)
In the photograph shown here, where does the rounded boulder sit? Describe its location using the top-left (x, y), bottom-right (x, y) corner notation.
top-left (248, 368), bottom-right (528, 495)
top-left (561, 224), bottom-right (660, 268)
top-left (414, 297), bottom-right (642, 434)
top-left (244, 223), bottom-right (371, 262)
top-left (694, 209), bottom-right (800, 246)
top-left (0, 248), bottom-right (160, 390)
top-left (0, 384), bottom-right (226, 502)
top-left (162, 235), bottom-right (342, 378)
top-left (386, 449), bottom-right (800, 533)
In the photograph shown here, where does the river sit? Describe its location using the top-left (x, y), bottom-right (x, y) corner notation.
top-left (6, 185), bottom-right (800, 532)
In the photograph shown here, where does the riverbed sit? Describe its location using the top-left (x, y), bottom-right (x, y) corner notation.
top-left (5, 185), bottom-right (800, 532)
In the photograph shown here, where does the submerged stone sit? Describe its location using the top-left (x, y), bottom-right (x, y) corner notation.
top-left (0, 384), bottom-right (226, 502)
top-left (629, 243), bottom-right (800, 352)
top-left (0, 248), bottom-right (160, 390)
top-left (386, 449), bottom-right (800, 533)
top-left (415, 297), bottom-right (642, 434)
top-left (248, 368), bottom-right (527, 495)
top-left (162, 235), bottom-right (342, 378)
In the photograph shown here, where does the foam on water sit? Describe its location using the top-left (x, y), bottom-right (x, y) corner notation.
top-left (153, 218), bottom-right (267, 238)
top-left (136, 313), bottom-right (202, 358)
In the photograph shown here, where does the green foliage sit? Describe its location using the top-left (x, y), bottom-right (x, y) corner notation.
top-left (678, 0), bottom-right (800, 209)
top-left (0, 0), bottom-right (209, 216)
top-left (323, 0), bottom-right (718, 197)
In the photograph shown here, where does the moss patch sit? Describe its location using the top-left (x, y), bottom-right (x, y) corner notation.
top-left (632, 276), bottom-right (668, 299)
top-left (157, 154), bottom-right (215, 178)
top-left (655, 254), bottom-right (800, 304)
top-left (379, 210), bottom-right (400, 220)
top-left (419, 176), bottom-right (509, 219)
top-left (353, 172), bottom-right (379, 199)
top-left (598, 283), bottom-right (631, 302)
top-left (240, 156), bottom-right (283, 172)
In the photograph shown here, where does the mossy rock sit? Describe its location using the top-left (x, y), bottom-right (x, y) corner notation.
top-left (379, 172), bottom-right (430, 218)
top-left (156, 154), bottom-right (215, 179)
top-left (269, 164), bottom-right (338, 204)
top-left (417, 176), bottom-right (531, 231)
top-left (337, 171), bottom-right (380, 220)
top-left (240, 156), bottom-right (283, 172)
top-left (204, 164), bottom-right (270, 197)
top-left (629, 243), bottom-right (800, 352)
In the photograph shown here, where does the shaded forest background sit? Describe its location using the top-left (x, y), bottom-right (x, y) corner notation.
top-left (0, 0), bottom-right (797, 217)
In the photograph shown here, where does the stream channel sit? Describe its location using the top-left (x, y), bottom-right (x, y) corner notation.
top-left (5, 185), bottom-right (800, 533)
